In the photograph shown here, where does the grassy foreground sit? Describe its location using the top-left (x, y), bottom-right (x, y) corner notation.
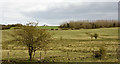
top-left (2, 27), bottom-right (119, 62)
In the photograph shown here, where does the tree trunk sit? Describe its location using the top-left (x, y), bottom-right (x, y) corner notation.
top-left (33, 50), bottom-right (36, 59)
top-left (28, 46), bottom-right (33, 61)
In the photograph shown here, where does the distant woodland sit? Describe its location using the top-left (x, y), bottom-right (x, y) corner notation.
top-left (59, 20), bottom-right (119, 29)
top-left (0, 20), bottom-right (119, 30)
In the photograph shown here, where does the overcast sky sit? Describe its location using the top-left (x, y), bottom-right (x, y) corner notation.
top-left (0, 0), bottom-right (119, 26)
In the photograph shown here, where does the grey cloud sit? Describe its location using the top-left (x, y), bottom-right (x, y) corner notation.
top-left (1, 2), bottom-right (118, 26)
top-left (22, 2), bottom-right (118, 20)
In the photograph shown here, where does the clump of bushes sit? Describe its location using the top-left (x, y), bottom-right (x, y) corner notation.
top-left (86, 32), bottom-right (99, 40)
top-left (1, 24), bottom-right (23, 30)
top-left (94, 33), bottom-right (99, 39)
top-left (51, 29), bottom-right (54, 30)
top-left (92, 46), bottom-right (106, 59)
top-left (55, 29), bottom-right (58, 30)
top-left (2, 25), bottom-right (11, 30)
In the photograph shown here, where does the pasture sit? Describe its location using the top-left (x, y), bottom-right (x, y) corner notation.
top-left (37, 26), bottom-right (58, 29)
top-left (2, 27), bottom-right (119, 62)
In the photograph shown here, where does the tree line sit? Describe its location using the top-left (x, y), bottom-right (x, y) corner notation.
top-left (0, 24), bottom-right (22, 30)
top-left (59, 20), bottom-right (119, 29)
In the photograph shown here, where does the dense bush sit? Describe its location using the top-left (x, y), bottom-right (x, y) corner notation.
top-left (51, 29), bottom-right (54, 30)
top-left (55, 29), bottom-right (58, 30)
top-left (59, 20), bottom-right (118, 29)
top-left (94, 33), bottom-right (98, 39)
top-left (2, 25), bottom-right (11, 30)
top-left (92, 46), bottom-right (106, 59)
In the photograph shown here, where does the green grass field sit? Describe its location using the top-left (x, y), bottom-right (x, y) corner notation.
top-left (2, 27), bottom-right (119, 62)
top-left (37, 26), bottom-right (58, 29)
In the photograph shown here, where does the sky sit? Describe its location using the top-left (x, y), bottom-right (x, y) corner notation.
top-left (0, 0), bottom-right (119, 26)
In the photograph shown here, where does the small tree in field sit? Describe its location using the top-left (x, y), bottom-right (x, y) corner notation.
top-left (13, 22), bottom-right (52, 61)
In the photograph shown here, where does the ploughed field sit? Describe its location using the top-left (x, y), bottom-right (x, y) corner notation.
top-left (2, 27), bottom-right (119, 62)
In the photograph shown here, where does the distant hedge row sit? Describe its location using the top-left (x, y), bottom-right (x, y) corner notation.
top-left (59, 20), bottom-right (119, 29)
top-left (1, 24), bottom-right (22, 30)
